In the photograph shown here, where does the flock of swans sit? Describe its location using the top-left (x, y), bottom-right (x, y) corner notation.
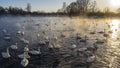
top-left (0, 19), bottom-right (114, 68)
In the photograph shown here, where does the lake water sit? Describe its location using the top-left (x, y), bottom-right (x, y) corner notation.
top-left (0, 16), bottom-right (120, 68)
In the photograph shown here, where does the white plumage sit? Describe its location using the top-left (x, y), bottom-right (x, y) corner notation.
top-left (24, 45), bottom-right (29, 52)
top-left (21, 57), bottom-right (29, 67)
top-left (29, 47), bottom-right (41, 55)
top-left (10, 43), bottom-right (18, 50)
top-left (86, 55), bottom-right (95, 63)
top-left (1, 48), bottom-right (10, 58)
top-left (71, 44), bottom-right (77, 49)
top-left (18, 52), bottom-right (30, 59)
top-left (78, 47), bottom-right (87, 52)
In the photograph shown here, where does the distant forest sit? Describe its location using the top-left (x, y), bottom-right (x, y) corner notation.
top-left (0, 0), bottom-right (120, 17)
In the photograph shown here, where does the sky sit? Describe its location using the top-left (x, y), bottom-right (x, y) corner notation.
top-left (0, 0), bottom-right (119, 12)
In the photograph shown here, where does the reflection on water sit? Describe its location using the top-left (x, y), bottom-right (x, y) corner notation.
top-left (110, 20), bottom-right (120, 39)
top-left (0, 16), bottom-right (120, 67)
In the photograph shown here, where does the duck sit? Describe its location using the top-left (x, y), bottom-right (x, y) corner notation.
top-left (10, 43), bottom-right (18, 50)
top-left (1, 48), bottom-right (11, 58)
top-left (29, 47), bottom-right (41, 55)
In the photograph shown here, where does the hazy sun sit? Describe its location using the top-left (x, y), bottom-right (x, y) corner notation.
top-left (111, 0), bottom-right (120, 7)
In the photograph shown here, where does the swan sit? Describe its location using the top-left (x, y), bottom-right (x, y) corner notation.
top-left (21, 57), bottom-right (29, 67)
top-left (45, 36), bottom-right (49, 43)
top-left (24, 45), bottom-right (29, 52)
top-left (37, 34), bottom-right (40, 37)
top-left (20, 53), bottom-right (29, 67)
top-left (39, 40), bottom-right (46, 45)
top-left (10, 43), bottom-right (18, 50)
top-left (21, 31), bottom-right (25, 35)
top-left (29, 47), bottom-right (41, 55)
top-left (76, 34), bottom-right (82, 40)
top-left (78, 47), bottom-right (87, 52)
top-left (20, 38), bottom-right (29, 44)
top-left (17, 30), bottom-right (25, 35)
top-left (54, 44), bottom-right (61, 49)
top-left (80, 35), bottom-right (87, 42)
top-left (17, 30), bottom-right (21, 34)
top-left (2, 29), bottom-right (7, 33)
top-left (48, 44), bottom-right (54, 49)
top-left (1, 48), bottom-right (11, 58)
top-left (4, 36), bottom-right (11, 40)
top-left (18, 52), bottom-right (30, 59)
top-left (86, 55), bottom-right (95, 63)
top-left (96, 39), bottom-right (104, 44)
top-left (71, 44), bottom-right (77, 49)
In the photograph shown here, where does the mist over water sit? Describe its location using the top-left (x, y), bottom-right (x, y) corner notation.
top-left (0, 16), bottom-right (120, 68)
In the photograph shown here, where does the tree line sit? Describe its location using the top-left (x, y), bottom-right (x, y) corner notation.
top-left (59, 0), bottom-right (120, 17)
top-left (1, 0), bottom-right (120, 17)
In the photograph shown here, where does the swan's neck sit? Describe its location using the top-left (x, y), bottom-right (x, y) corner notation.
top-left (7, 48), bottom-right (9, 54)
top-left (16, 43), bottom-right (18, 46)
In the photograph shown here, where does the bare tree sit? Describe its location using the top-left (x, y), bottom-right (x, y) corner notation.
top-left (76, 0), bottom-right (90, 14)
top-left (104, 7), bottom-right (110, 14)
top-left (26, 3), bottom-right (31, 12)
top-left (88, 1), bottom-right (97, 13)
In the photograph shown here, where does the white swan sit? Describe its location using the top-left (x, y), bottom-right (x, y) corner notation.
top-left (20, 38), bottom-right (29, 44)
top-left (24, 45), bottom-right (29, 52)
top-left (10, 43), bottom-right (18, 50)
top-left (17, 30), bottom-right (25, 35)
top-left (29, 47), bottom-right (41, 55)
top-left (2, 29), bottom-right (7, 33)
top-left (21, 31), bottom-right (25, 35)
top-left (39, 40), bottom-right (46, 45)
top-left (86, 55), bottom-right (95, 63)
top-left (78, 47), bottom-right (87, 52)
top-left (17, 30), bottom-right (21, 34)
top-left (71, 44), bottom-right (77, 49)
top-left (1, 48), bottom-right (11, 58)
top-left (4, 36), bottom-right (11, 40)
top-left (48, 44), bottom-right (54, 49)
top-left (96, 39), bottom-right (104, 44)
top-left (37, 34), bottom-right (40, 37)
top-left (18, 52), bottom-right (30, 59)
top-left (21, 53), bottom-right (29, 67)
top-left (54, 44), bottom-right (61, 49)
top-left (21, 57), bottom-right (29, 67)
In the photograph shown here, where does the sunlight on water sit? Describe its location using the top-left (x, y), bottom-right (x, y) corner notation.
top-left (110, 20), bottom-right (120, 39)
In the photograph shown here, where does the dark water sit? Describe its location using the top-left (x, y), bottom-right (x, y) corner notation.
top-left (0, 16), bottom-right (120, 68)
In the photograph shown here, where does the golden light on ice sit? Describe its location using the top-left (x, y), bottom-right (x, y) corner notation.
top-left (110, 0), bottom-right (120, 7)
